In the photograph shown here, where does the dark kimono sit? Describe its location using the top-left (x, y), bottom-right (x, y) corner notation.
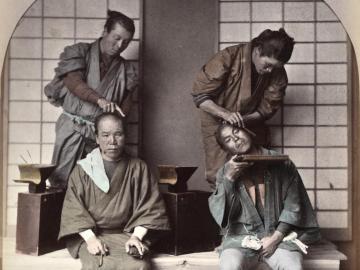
top-left (209, 149), bottom-right (320, 256)
top-left (58, 150), bottom-right (170, 269)
top-left (44, 39), bottom-right (138, 188)
top-left (192, 43), bottom-right (288, 184)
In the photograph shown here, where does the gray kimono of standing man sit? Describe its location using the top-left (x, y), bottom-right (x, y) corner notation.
top-left (44, 10), bottom-right (138, 188)
top-left (209, 123), bottom-right (320, 270)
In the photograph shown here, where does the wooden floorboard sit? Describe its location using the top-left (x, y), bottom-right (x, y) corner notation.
top-left (2, 238), bottom-right (80, 270)
top-left (2, 238), bottom-right (347, 270)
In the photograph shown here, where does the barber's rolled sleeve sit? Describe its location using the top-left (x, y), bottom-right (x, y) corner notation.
top-left (63, 71), bottom-right (102, 104)
top-left (55, 43), bottom-right (89, 78)
top-left (192, 94), bottom-right (215, 107)
top-left (192, 48), bottom-right (234, 107)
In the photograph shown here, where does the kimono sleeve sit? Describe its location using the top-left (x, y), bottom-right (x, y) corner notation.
top-left (192, 48), bottom-right (235, 107)
top-left (208, 167), bottom-right (236, 228)
top-left (278, 161), bottom-right (319, 229)
top-left (124, 160), bottom-right (170, 233)
top-left (55, 43), bottom-right (90, 78)
top-left (58, 165), bottom-right (97, 240)
top-left (257, 67), bottom-right (288, 119)
top-left (44, 43), bottom-right (90, 106)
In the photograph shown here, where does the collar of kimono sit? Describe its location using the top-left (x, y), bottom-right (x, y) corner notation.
top-left (77, 147), bottom-right (110, 193)
top-left (239, 42), bottom-right (252, 102)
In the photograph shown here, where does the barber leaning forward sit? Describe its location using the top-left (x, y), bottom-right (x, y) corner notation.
top-left (191, 28), bottom-right (295, 188)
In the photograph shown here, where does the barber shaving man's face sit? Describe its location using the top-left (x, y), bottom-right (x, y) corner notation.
top-left (96, 116), bottom-right (125, 161)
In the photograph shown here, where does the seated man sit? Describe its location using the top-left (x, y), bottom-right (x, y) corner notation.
top-left (59, 112), bottom-right (170, 270)
top-left (209, 123), bottom-right (320, 270)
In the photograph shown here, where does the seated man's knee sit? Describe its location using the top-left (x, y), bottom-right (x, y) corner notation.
top-left (220, 257), bottom-right (244, 270)
top-left (268, 250), bottom-right (303, 270)
top-left (281, 254), bottom-right (302, 270)
top-left (276, 262), bottom-right (302, 270)
top-left (219, 249), bottom-right (247, 270)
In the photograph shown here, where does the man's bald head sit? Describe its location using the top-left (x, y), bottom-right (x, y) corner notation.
top-left (94, 112), bottom-right (124, 135)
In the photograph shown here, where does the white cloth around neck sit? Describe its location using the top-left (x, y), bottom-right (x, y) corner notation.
top-left (77, 148), bottom-right (110, 193)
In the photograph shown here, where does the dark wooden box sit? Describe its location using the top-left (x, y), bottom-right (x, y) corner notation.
top-left (16, 189), bottom-right (66, 255)
top-left (156, 190), bottom-right (220, 255)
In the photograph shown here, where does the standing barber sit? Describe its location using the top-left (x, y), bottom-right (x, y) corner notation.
top-left (192, 28), bottom-right (294, 188)
top-left (45, 10), bottom-right (138, 188)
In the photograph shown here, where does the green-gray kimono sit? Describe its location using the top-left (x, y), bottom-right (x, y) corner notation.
top-left (44, 39), bottom-right (138, 188)
top-left (58, 154), bottom-right (170, 269)
top-left (209, 150), bottom-right (320, 256)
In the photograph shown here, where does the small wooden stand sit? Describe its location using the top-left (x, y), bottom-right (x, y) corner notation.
top-left (158, 165), bottom-right (197, 193)
top-left (158, 190), bottom-right (221, 255)
top-left (16, 189), bottom-right (66, 256)
top-left (14, 164), bottom-right (56, 193)
top-left (14, 163), bottom-right (65, 256)
top-left (156, 165), bottom-right (220, 255)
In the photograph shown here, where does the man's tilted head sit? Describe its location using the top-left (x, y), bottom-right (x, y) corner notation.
top-left (95, 112), bottom-right (125, 161)
top-left (215, 123), bottom-right (253, 155)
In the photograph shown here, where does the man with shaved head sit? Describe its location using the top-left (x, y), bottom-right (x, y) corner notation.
top-left (59, 112), bottom-right (170, 270)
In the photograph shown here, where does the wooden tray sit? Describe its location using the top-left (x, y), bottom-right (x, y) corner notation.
top-left (233, 154), bottom-right (289, 163)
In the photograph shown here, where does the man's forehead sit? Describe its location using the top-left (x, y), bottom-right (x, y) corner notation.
top-left (220, 125), bottom-right (236, 136)
top-left (99, 127), bottom-right (123, 132)
top-left (98, 116), bottom-right (123, 127)
top-left (221, 125), bottom-right (251, 138)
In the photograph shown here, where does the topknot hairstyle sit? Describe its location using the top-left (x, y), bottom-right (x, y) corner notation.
top-left (104, 9), bottom-right (135, 35)
top-left (252, 28), bottom-right (295, 63)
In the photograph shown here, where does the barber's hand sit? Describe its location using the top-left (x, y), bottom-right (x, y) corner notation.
top-left (224, 156), bottom-right (252, 182)
top-left (86, 236), bottom-right (108, 255)
top-left (125, 235), bottom-right (149, 256)
top-left (260, 231), bottom-right (283, 257)
top-left (223, 112), bottom-right (244, 127)
top-left (97, 98), bottom-right (125, 116)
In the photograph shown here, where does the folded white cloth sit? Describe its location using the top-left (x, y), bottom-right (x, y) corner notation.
top-left (283, 232), bottom-right (308, 254)
top-left (241, 235), bottom-right (262, 250)
top-left (240, 231), bottom-right (308, 254)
